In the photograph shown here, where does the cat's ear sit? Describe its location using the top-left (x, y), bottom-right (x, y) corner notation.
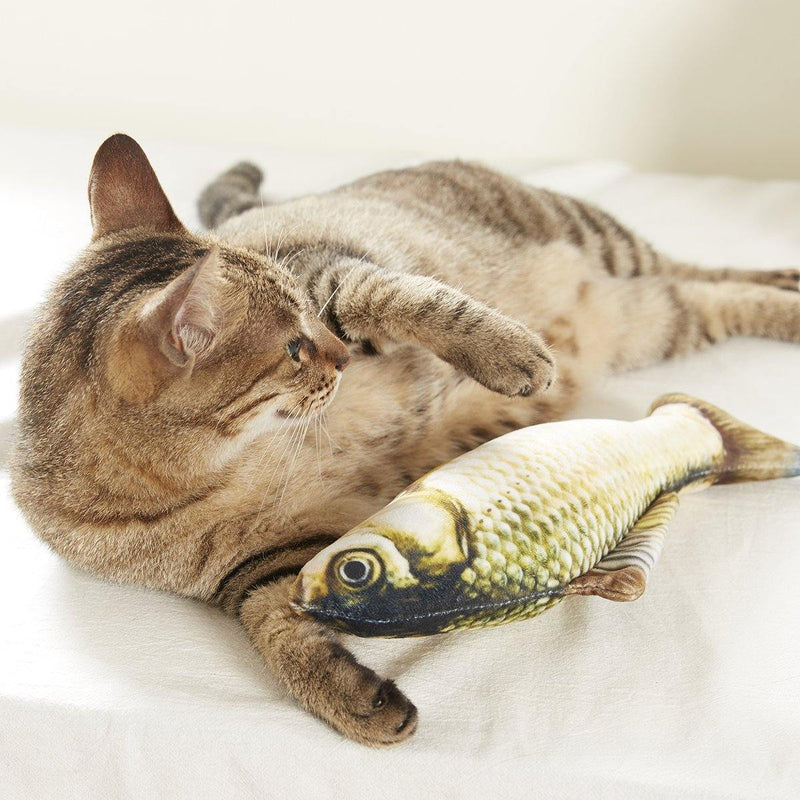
top-left (89, 133), bottom-right (184, 239)
top-left (139, 246), bottom-right (225, 369)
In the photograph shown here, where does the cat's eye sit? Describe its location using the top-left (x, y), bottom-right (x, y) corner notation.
top-left (285, 338), bottom-right (302, 362)
top-left (333, 551), bottom-right (383, 590)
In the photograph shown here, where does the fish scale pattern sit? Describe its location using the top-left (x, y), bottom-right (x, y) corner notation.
top-left (421, 411), bottom-right (722, 628)
top-left (296, 405), bottom-right (727, 635)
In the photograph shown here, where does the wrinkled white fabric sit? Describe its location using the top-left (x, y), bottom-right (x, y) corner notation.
top-left (1, 128), bottom-right (798, 799)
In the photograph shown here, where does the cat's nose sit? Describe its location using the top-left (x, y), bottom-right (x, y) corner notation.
top-left (333, 349), bottom-right (350, 372)
top-left (315, 322), bottom-right (351, 371)
top-left (323, 339), bottom-right (350, 371)
top-left (300, 331), bottom-right (350, 371)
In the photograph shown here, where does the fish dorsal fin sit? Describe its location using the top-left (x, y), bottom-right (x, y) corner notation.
top-left (564, 492), bottom-right (679, 602)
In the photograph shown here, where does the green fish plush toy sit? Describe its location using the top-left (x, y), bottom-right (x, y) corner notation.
top-left (291, 394), bottom-right (800, 636)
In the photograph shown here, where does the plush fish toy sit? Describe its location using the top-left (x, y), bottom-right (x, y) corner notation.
top-left (292, 394), bottom-right (800, 636)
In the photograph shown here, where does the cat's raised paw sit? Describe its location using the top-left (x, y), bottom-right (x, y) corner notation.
top-left (447, 320), bottom-right (556, 398)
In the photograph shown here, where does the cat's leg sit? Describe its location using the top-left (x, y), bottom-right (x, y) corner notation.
top-left (198, 162), bottom-right (264, 229)
top-left (596, 277), bottom-right (800, 371)
top-left (310, 258), bottom-right (555, 397)
top-left (657, 263), bottom-right (800, 292)
top-left (235, 576), bottom-right (417, 746)
top-left (543, 193), bottom-right (800, 294)
top-left (674, 280), bottom-right (800, 347)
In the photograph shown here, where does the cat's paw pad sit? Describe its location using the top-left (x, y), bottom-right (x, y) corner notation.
top-left (355, 678), bottom-right (418, 746)
top-left (320, 647), bottom-right (418, 746)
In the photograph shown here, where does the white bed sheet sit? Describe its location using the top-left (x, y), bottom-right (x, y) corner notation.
top-left (1, 127), bottom-right (798, 800)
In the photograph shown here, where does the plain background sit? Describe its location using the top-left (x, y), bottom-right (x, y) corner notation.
top-left (4, 0), bottom-right (800, 179)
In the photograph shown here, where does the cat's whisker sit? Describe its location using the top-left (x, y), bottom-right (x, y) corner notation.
top-left (270, 226), bottom-right (292, 264)
top-left (274, 222), bottom-right (304, 266)
top-left (317, 256), bottom-right (367, 319)
top-left (242, 400), bottom-right (304, 493)
top-left (259, 190), bottom-right (269, 256)
top-left (315, 412), bottom-right (327, 479)
top-left (275, 418), bottom-right (306, 505)
top-left (320, 411), bottom-right (338, 455)
top-left (313, 414), bottom-right (323, 480)
top-left (278, 247), bottom-right (306, 274)
top-left (268, 405), bottom-right (309, 487)
top-left (264, 212), bottom-right (292, 265)
top-left (260, 403), bottom-right (306, 490)
top-left (275, 409), bottom-right (313, 511)
top-left (263, 217), bottom-right (299, 267)
top-left (248, 401), bottom-right (306, 497)
top-left (254, 405), bottom-right (310, 524)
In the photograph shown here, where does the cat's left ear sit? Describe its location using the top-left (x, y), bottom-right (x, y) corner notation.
top-left (89, 133), bottom-right (184, 239)
top-left (138, 246), bottom-right (226, 369)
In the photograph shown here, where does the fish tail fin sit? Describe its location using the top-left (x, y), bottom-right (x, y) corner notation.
top-left (649, 393), bottom-right (800, 484)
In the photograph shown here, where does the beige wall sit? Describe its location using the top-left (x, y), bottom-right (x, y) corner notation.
top-left (4, 0), bottom-right (799, 179)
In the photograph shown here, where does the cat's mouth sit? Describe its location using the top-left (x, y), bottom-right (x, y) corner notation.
top-left (276, 375), bottom-right (341, 420)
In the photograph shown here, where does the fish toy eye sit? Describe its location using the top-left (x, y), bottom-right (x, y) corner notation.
top-left (333, 551), bottom-right (383, 590)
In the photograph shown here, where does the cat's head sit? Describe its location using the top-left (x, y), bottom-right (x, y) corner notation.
top-left (23, 135), bottom-right (349, 462)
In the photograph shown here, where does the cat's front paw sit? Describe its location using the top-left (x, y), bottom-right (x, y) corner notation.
top-left (309, 643), bottom-right (418, 747)
top-left (446, 320), bottom-right (556, 397)
top-left (241, 581), bottom-right (417, 747)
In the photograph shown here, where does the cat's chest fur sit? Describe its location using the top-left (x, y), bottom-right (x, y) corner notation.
top-left (226, 343), bottom-right (554, 567)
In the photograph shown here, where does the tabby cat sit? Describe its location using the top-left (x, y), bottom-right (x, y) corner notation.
top-left (11, 134), bottom-right (800, 746)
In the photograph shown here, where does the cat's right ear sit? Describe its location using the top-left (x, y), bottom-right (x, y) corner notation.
top-left (89, 133), bottom-right (184, 239)
top-left (138, 246), bottom-right (226, 370)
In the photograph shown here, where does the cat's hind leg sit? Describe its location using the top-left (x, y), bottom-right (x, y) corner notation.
top-left (198, 162), bottom-right (264, 229)
top-left (658, 263), bottom-right (800, 292)
top-left (671, 279), bottom-right (800, 350)
top-left (579, 277), bottom-right (800, 373)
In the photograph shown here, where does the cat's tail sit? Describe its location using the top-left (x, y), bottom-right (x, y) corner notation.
top-left (650, 393), bottom-right (800, 484)
top-left (197, 162), bottom-right (264, 229)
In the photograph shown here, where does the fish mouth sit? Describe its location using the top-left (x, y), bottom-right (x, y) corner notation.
top-left (289, 572), bottom-right (417, 636)
top-left (294, 602), bottom-right (427, 637)
top-left (292, 585), bottom-right (567, 638)
top-left (289, 585), bottom-right (460, 637)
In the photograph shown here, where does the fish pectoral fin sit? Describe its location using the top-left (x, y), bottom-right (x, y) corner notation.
top-left (564, 565), bottom-right (647, 602)
top-left (564, 491), bottom-right (680, 602)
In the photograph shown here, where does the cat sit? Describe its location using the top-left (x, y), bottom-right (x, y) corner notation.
top-left (11, 134), bottom-right (800, 746)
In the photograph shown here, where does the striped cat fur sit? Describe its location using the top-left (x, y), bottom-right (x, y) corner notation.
top-left (11, 134), bottom-right (800, 746)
